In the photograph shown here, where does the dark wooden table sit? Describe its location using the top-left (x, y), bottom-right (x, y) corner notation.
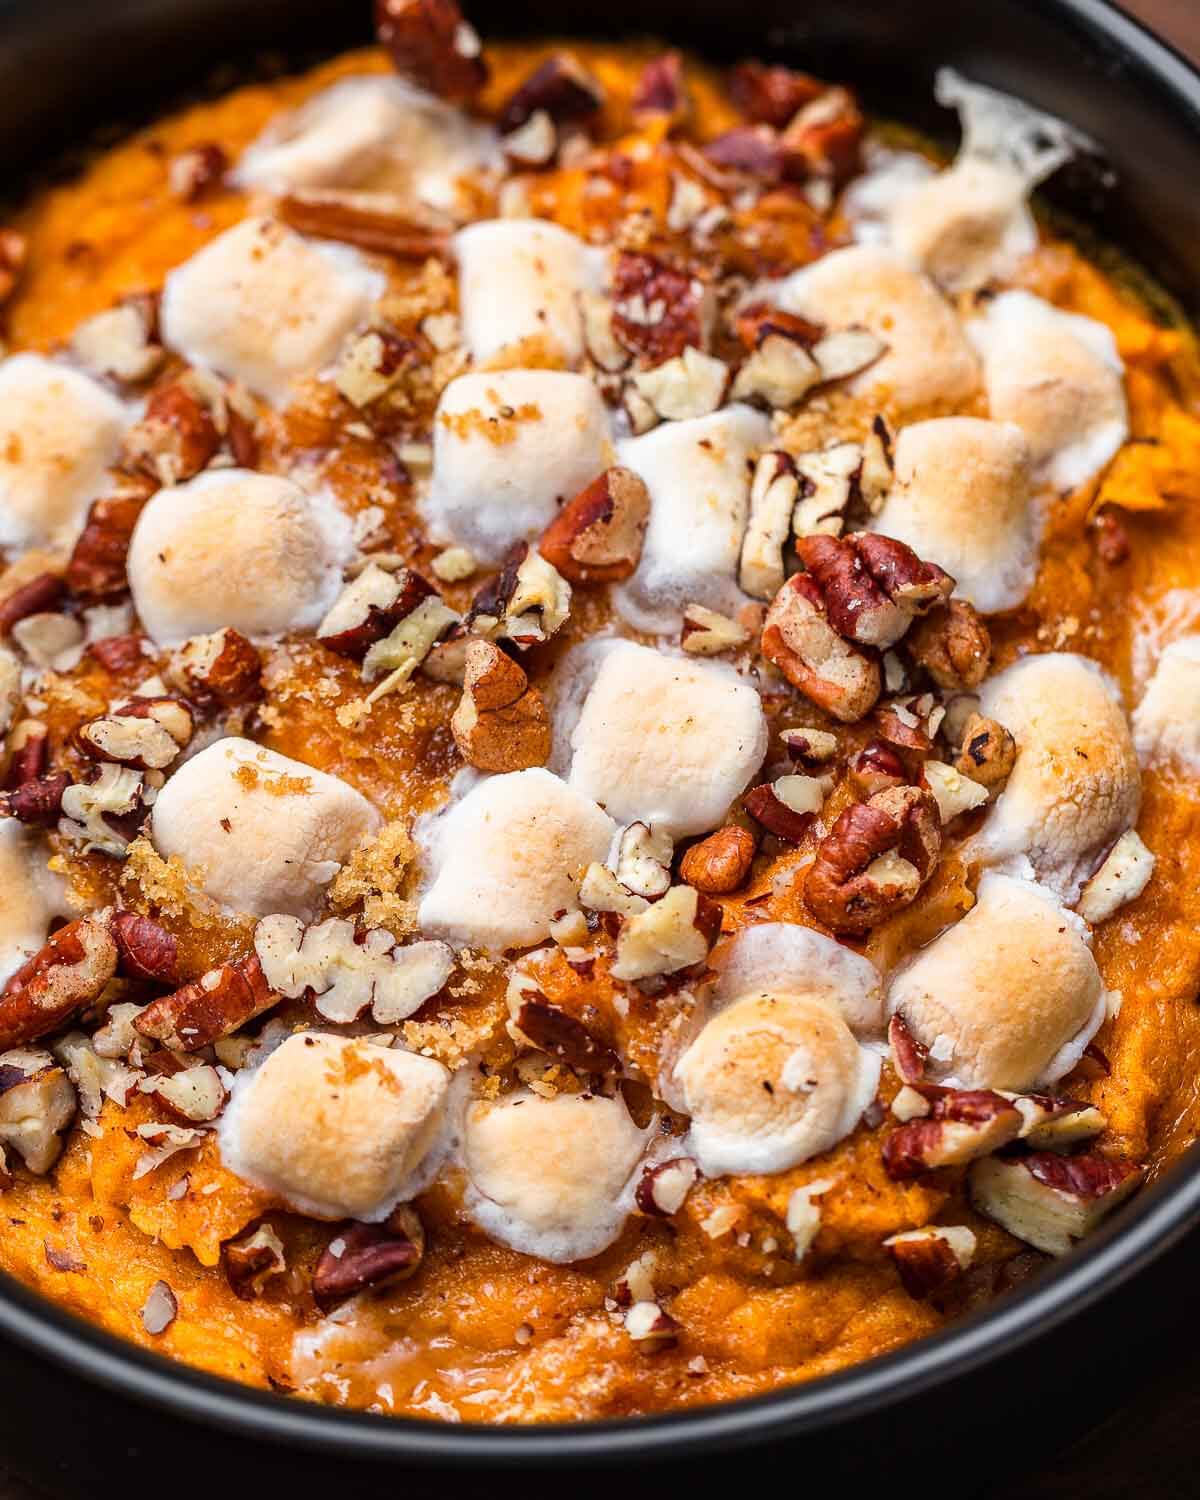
top-left (2, 3), bottom-right (1199, 1495)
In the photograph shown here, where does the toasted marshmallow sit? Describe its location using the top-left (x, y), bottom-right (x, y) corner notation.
top-left (872, 417), bottom-right (1038, 613)
top-left (235, 76), bottom-right (495, 208)
top-left (562, 640), bottom-right (767, 839)
top-left (613, 405), bottom-right (771, 633)
top-left (968, 291), bottom-right (1128, 491)
top-left (463, 1089), bottom-right (647, 1261)
top-left (0, 354), bottom-right (129, 552)
top-left (1133, 636), bottom-right (1200, 773)
top-left (712, 922), bottom-right (884, 1038)
top-left (766, 246), bottom-right (978, 414)
top-left (417, 768), bottom-right (615, 951)
top-left (160, 216), bottom-right (384, 403)
top-left (150, 738), bottom-right (379, 920)
top-left (0, 822), bottom-right (68, 986)
top-left (454, 219), bottom-right (597, 367)
top-left (220, 1033), bottom-right (451, 1220)
top-left (973, 653), bottom-right (1140, 900)
top-left (676, 991), bottom-right (879, 1177)
top-left (426, 370), bottom-right (611, 564)
top-left (127, 470), bottom-right (352, 646)
top-left (888, 872), bottom-right (1104, 1090)
top-left (889, 158), bottom-right (1035, 292)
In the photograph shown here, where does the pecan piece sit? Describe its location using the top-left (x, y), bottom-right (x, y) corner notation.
top-left (953, 713), bottom-right (1017, 796)
top-left (124, 379), bottom-right (220, 487)
top-left (797, 532), bottom-right (953, 649)
top-left (679, 825), bottom-right (755, 894)
top-left (636, 1156), bottom-right (699, 1217)
top-left (0, 575), bottom-right (66, 638)
top-left (968, 1151), bottom-right (1143, 1257)
top-left (884, 1225), bottom-right (976, 1299)
top-left (779, 88), bottom-right (865, 185)
top-left (451, 639), bottom-right (550, 773)
top-left (110, 912), bottom-right (178, 985)
top-left (611, 884), bottom-right (720, 984)
top-left (702, 125), bottom-right (785, 182)
top-left (88, 634), bottom-right (147, 674)
top-left (729, 61), bottom-right (824, 129)
top-left (2, 771), bottom-right (72, 827)
top-left (498, 53), bottom-right (604, 134)
top-left (76, 697), bottom-right (193, 772)
top-left (849, 740), bottom-right (908, 796)
top-left (760, 573), bottom-right (881, 723)
top-left (888, 1012), bottom-right (928, 1086)
top-left (538, 468), bottom-right (650, 584)
top-left (134, 954), bottom-right (277, 1052)
top-left (805, 785), bottom-right (941, 933)
top-left (632, 52), bottom-right (686, 127)
top-left (374, 0), bottom-right (487, 100)
top-left (0, 1050), bottom-right (77, 1173)
top-left (317, 565), bottom-right (437, 661)
top-left (883, 1088), bottom-right (1022, 1179)
top-left (744, 774), bottom-right (827, 843)
top-left (168, 143), bottom-right (229, 202)
top-left (312, 1204), bottom-right (426, 1312)
top-left (611, 251), bottom-right (712, 367)
top-left (221, 1221), bottom-right (287, 1300)
top-left (0, 912), bottom-right (119, 1051)
top-left (624, 1300), bottom-right (680, 1350)
top-left (904, 599), bottom-right (991, 691)
top-left (513, 996), bottom-right (617, 1074)
top-left (165, 627), bottom-right (263, 709)
top-left (65, 480), bottom-right (156, 601)
top-left (276, 191), bottom-right (449, 261)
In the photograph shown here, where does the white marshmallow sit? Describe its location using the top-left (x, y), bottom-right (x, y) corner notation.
top-left (888, 158), bottom-right (1036, 292)
top-left (220, 1032), bottom-right (451, 1220)
top-left (562, 640), bottom-right (767, 839)
top-left (888, 872), bottom-right (1105, 1090)
top-left (766, 246), bottom-right (979, 414)
top-left (973, 653), bottom-right (1141, 901)
top-left (235, 76), bottom-right (495, 209)
top-left (417, 768), bottom-right (615, 951)
top-left (712, 922), bottom-right (885, 1039)
top-left (676, 991), bottom-right (879, 1177)
top-left (462, 1089), bottom-right (647, 1261)
top-left (0, 354), bottom-right (129, 552)
top-left (425, 370), bottom-right (611, 564)
top-left (872, 417), bottom-right (1038, 613)
top-left (150, 737), bottom-right (379, 920)
top-left (968, 291), bottom-right (1128, 491)
top-left (0, 822), bottom-right (68, 986)
top-left (1133, 635), bottom-right (1200, 774)
top-left (613, 405), bottom-right (771, 633)
top-left (454, 219), bottom-right (597, 366)
top-left (160, 216), bottom-right (384, 403)
top-left (127, 470), bottom-right (352, 646)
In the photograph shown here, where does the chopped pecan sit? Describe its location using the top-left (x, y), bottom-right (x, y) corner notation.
top-left (702, 125), bottom-right (785, 182)
top-left (69, 295), bottom-right (163, 386)
top-left (110, 912), bottom-right (178, 985)
top-left (124, 379), bottom-right (220, 487)
top-left (88, 634), bottom-right (147, 674)
top-left (779, 87), bottom-right (865, 185)
top-left (513, 995), bottom-right (617, 1074)
top-left (611, 251), bottom-right (711, 367)
top-left (312, 1204), bottom-right (426, 1312)
top-left (498, 52), bottom-right (604, 134)
top-left (0, 1050), bottom-right (77, 1173)
top-left (729, 61), bottom-right (824, 129)
top-left (624, 1300), bottom-right (680, 1349)
top-left (0, 912), bottom-right (119, 1050)
top-left (3, 722), bottom-right (47, 790)
top-left (1008, 1093), bottom-right (1107, 1151)
top-left (744, 774), bottom-right (827, 843)
top-left (734, 302), bottom-right (824, 352)
top-left (904, 599), bottom-right (991, 691)
top-left (739, 451), bottom-right (799, 601)
top-left (780, 726), bottom-right (838, 768)
top-left (502, 111), bottom-right (557, 169)
top-left (796, 532), bottom-right (953, 649)
top-left (0, 575), bottom-right (66, 638)
top-left (805, 785), bottom-right (941, 933)
top-left (680, 825), bottom-right (756, 894)
top-left (873, 692), bottom-right (943, 755)
top-left (374, 0), bottom-right (487, 100)
top-left (221, 1221), bottom-right (287, 1300)
top-left (538, 468), bottom-right (650, 584)
top-left (611, 884), bottom-right (720, 983)
top-left (464, 543), bottom-right (569, 650)
top-left (451, 639), bottom-right (550, 773)
top-left (849, 741), bottom-right (908, 796)
top-left (165, 627), bottom-right (263, 709)
top-left (134, 954), bottom-right (277, 1052)
top-left (317, 565), bottom-right (438, 661)
top-left (791, 439), bottom-right (864, 539)
top-left (276, 191), bottom-right (449, 261)
top-left (884, 1225), bottom-right (976, 1299)
top-left (2, 770), bottom-right (71, 827)
top-left (731, 323), bottom-right (821, 409)
top-left (0, 229), bottom-right (27, 306)
top-left (636, 1156), bottom-right (699, 1216)
top-left (65, 479), bottom-right (156, 601)
top-left (680, 604), bottom-right (748, 656)
top-left (883, 1088), bottom-right (1022, 1179)
top-left (632, 52), bottom-right (687, 126)
top-left (76, 697), bottom-right (193, 772)
top-left (888, 1013), bottom-right (928, 1086)
top-left (953, 713), bottom-right (1017, 796)
top-left (760, 573), bottom-right (881, 723)
top-left (968, 1151), bottom-right (1142, 1257)
top-left (168, 142), bottom-right (229, 202)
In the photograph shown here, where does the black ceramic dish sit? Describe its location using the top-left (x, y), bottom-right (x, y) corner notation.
top-left (0, 0), bottom-right (1197, 1467)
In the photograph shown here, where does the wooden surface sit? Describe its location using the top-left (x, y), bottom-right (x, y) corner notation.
top-left (1, 2), bottom-right (1198, 1495)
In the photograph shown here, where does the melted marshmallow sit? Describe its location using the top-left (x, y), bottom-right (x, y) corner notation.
top-left (1133, 636), bottom-right (1200, 775)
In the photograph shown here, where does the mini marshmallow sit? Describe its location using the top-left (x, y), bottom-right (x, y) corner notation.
top-left (968, 290), bottom-right (1128, 491)
top-left (872, 417), bottom-right (1038, 613)
top-left (0, 354), bottom-right (129, 552)
top-left (127, 470), bottom-right (352, 646)
top-left (711, 922), bottom-right (885, 1039)
top-left (888, 871), bottom-right (1105, 1090)
top-left (150, 737), bottom-right (379, 920)
top-left (766, 246), bottom-right (979, 414)
top-left (676, 991), bottom-right (879, 1177)
top-left (160, 216), bottom-right (384, 403)
top-left (417, 767), bottom-right (615, 951)
top-left (562, 640), bottom-right (767, 839)
top-left (219, 1033), bottom-right (450, 1220)
top-left (425, 370), bottom-right (612, 564)
top-left (463, 1089), bottom-right (647, 1262)
top-left (0, 822), bottom-right (67, 987)
top-left (888, 158), bottom-right (1035, 292)
top-left (454, 219), bottom-right (597, 366)
top-left (235, 76), bottom-right (495, 208)
top-left (1133, 636), bottom-right (1200, 773)
top-left (973, 653), bottom-right (1141, 900)
top-left (613, 405), bottom-right (771, 633)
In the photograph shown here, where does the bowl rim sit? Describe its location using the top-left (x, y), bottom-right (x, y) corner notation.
top-left (1, 0), bottom-right (1199, 1465)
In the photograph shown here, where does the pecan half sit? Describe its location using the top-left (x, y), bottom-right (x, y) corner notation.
top-left (312, 1204), bottom-right (426, 1312)
top-left (904, 599), bottom-right (991, 691)
top-left (0, 913), bottom-right (118, 1050)
top-left (0, 575), bottom-right (66, 638)
top-left (883, 1088), bottom-right (1022, 1179)
top-left (679, 825), bottom-right (756, 894)
top-left (538, 468), bottom-right (650, 584)
top-left (451, 639), bottom-right (550, 773)
top-left (760, 573), bottom-right (881, 723)
top-left (611, 251), bottom-right (711, 367)
top-left (805, 785), bottom-right (941, 933)
top-left (513, 996), bottom-right (617, 1074)
top-left (165, 627), bottom-right (263, 709)
top-left (498, 53), bottom-right (604, 134)
top-left (124, 379), bottom-right (220, 487)
top-left (953, 713), bottom-right (1017, 796)
top-left (729, 61), bottom-right (824, 129)
top-left (110, 911), bottom-right (178, 985)
top-left (796, 532), bottom-right (953, 649)
top-left (375, 0), bottom-right (487, 100)
top-left (134, 954), bottom-right (277, 1052)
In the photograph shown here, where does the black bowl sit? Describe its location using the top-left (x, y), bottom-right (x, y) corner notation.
top-left (0, 0), bottom-right (1198, 1468)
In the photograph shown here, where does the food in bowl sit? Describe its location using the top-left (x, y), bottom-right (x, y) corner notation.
top-left (0, 0), bottom-right (1196, 1424)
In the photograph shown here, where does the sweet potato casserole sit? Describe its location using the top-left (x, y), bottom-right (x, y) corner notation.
top-left (0, 0), bottom-right (1198, 1424)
